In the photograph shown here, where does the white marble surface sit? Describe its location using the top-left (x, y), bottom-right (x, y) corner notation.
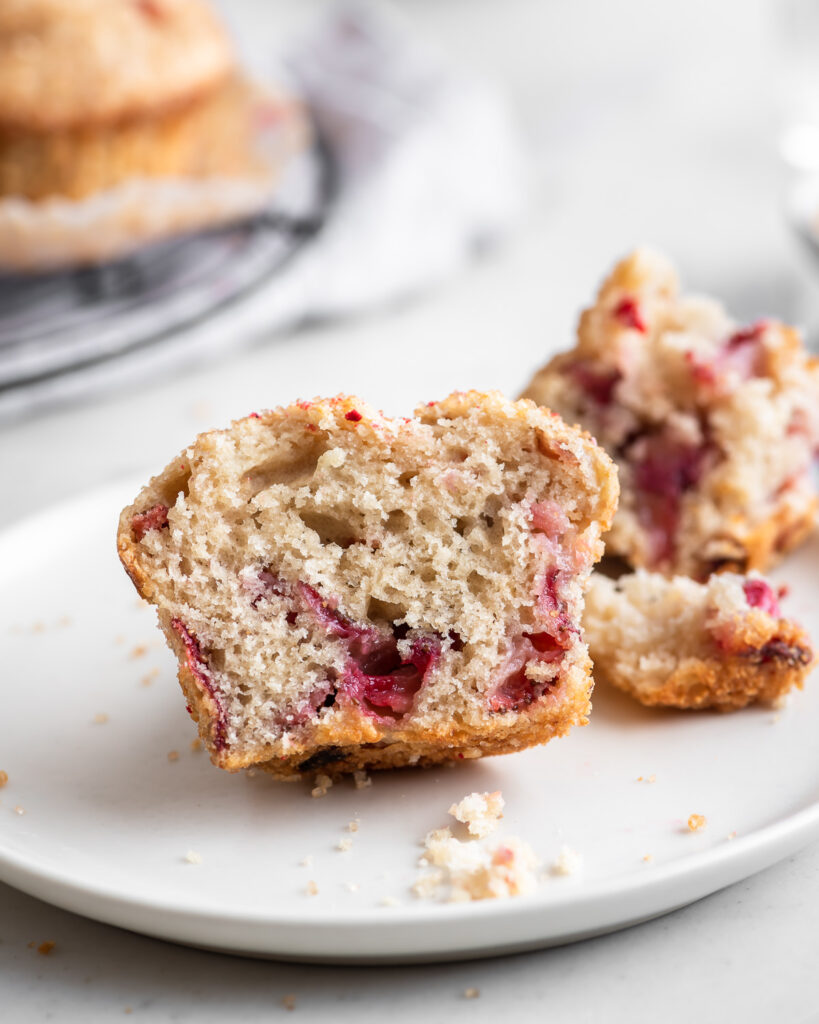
top-left (3, 0), bottom-right (819, 1020)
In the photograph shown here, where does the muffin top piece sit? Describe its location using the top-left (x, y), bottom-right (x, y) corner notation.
top-left (0, 0), bottom-right (234, 130)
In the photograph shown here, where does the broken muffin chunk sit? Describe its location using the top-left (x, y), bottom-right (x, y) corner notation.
top-left (585, 569), bottom-right (814, 710)
top-left (521, 249), bottom-right (819, 579)
top-left (117, 391), bottom-right (618, 777)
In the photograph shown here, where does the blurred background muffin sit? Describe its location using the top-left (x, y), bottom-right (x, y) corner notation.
top-left (0, 0), bottom-right (277, 200)
top-left (0, 0), bottom-right (308, 271)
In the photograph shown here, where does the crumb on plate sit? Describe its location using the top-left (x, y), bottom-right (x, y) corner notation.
top-left (415, 826), bottom-right (539, 902)
top-left (311, 773), bottom-right (333, 798)
top-left (550, 845), bottom-right (583, 876)
top-left (448, 791), bottom-right (505, 838)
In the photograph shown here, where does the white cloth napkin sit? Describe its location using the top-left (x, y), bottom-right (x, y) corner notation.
top-left (0, 2), bottom-right (524, 421)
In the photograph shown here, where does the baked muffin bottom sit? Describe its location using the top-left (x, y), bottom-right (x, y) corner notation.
top-left (585, 570), bottom-right (814, 711)
top-left (0, 75), bottom-right (279, 201)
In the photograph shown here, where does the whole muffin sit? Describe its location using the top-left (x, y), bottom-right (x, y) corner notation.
top-left (0, 0), bottom-right (272, 201)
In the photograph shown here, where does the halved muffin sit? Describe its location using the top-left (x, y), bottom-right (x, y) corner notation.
top-left (522, 250), bottom-right (819, 579)
top-left (117, 392), bottom-right (618, 777)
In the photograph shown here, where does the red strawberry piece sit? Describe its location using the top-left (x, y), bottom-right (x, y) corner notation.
top-left (742, 578), bottom-right (783, 618)
top-left (132, 503), bottom-right (169, 541)
top-left (613, 297), bottom-right (647, 333)
top-left (170, 619), bottom-right (227, 750)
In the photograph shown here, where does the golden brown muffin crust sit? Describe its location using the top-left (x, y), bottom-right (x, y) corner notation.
top-left (0, 0), bottom-right (234, 131)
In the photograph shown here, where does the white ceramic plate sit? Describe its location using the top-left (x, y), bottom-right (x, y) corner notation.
top-left (2, 480), bottom-right (819, 963)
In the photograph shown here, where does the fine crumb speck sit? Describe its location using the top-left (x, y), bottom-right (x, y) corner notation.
top-left (32, 621), bottom-right (46, 633)
top-left (184, 850), bottom-right (202, 865)
top-left (58, 616), bottom-right (73, 628)
top-left (167, 750), bottom-right (180, 763)
top-left (0, 770), bottom-right (8, 788)
top-left (281, 994), bottom-right (296, 1012)
top-left (550, 845), bottom-right (583, 877)
top-left (14, 806), bottom-right (25, 815)
top-left (129, 645), bottom-right (148, 660)
top-left (345, 881), bottom-right (360, 892)
top-left (727, 830), bottom-right (737, 841)
top-left (336, 837), bottom-right (353, 852)
top-left (306, 880), bottom-right (319, 896)
top-left (311, 773), bottom-right (333, 798)
top-left (687, 814), bottom-right (707, 833)
top-left (380, 896), bottom-right (400, 907)
top-left (636, 774), bottom-right (656, 783)
top-left (463, 988), bottom-right (480, 1000)
top-left (37, 941), bottom-right (56, 956)
top-left (300, 855), bottom-right (313, 868)
top-left (190, 738), bottom-right (203, 753)
top-left (353, 770), bottom-right (372, 790)
top-left (642, 854), bottom-right (653, 863)
top-left (114, 635), bottom-right (125, 645)
top-left (347, 818), bottom-right (360, 833)
top-left (92, 713), bottom-right (109, 725)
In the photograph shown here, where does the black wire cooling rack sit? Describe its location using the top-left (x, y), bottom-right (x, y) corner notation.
top-left (0, 139), bottom-right (333, 412)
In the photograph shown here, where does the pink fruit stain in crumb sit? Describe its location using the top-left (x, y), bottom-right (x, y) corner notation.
top-left (248, 412), bottom-right (261, 419)
top-left (345, 410), bottom-right (363, 422)
top-left (293, 582), bottom-right (440, 718)
top-left (537, 567), bottom-right (575, 646)
top-left (488, 664), bottom-right (538, 713)
top-left (743, 578), bottom-right (783, 618)
top-left (530, 500), bottom-right (570, 538)
top-left (628, 432), bottom-right (707, 566)
top-left (689, 322), bottom-right (767, 388)
top-left (170, 619), bottom-right (227, 750)
top-left (569, 362), bottom-right (621, 406)
top-left (613, 297), bottom-right (647, 333)
top-left (131, 503), bottom-right (169, 541)
top-left (488, 498), bottom-right (580, 713)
